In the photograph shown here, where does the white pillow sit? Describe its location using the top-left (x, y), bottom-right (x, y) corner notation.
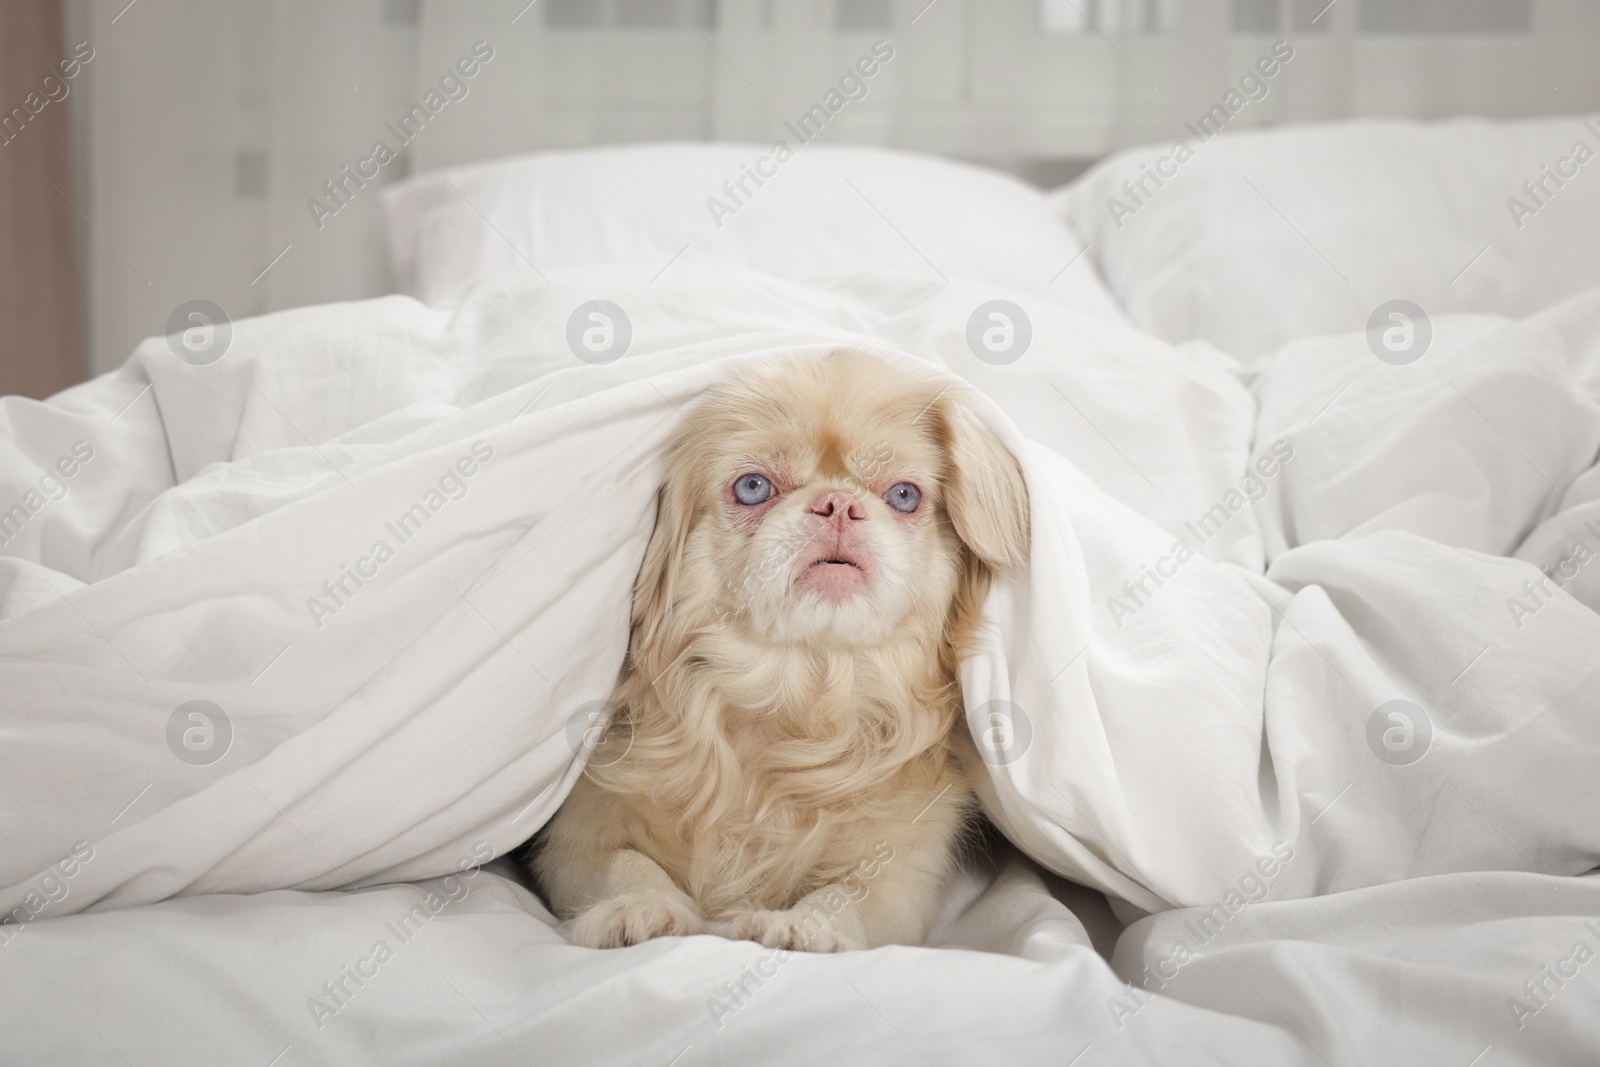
top-left (1057, 117), bottom-right (1600, 362)
top-left (382, 142), bottom-right (1125, 323)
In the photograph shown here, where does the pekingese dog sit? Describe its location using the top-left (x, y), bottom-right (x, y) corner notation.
top-left (534, 350), bottom-right (1029, 951)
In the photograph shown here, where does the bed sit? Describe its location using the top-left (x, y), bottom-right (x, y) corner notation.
top-left (4, 120), bottom-right (1600, 1065)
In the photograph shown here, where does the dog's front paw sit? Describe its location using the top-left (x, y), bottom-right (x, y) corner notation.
top-left (717, 906), bottom-right (867, 953)
top-left (569, 891), bottom-right (707, 949)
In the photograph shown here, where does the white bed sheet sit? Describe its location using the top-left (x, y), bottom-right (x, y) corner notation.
top-left (7, 848), bottom-right (1597, 1065)
top-left (1, 261), bottom-right (1598, 1064)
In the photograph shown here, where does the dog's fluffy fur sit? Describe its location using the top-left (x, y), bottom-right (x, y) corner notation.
top-left (533, 351), bottom-right (1029, 951)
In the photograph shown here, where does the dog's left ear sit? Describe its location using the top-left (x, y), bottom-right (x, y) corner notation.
top-left (936, 389), bottom-right (1030, 570)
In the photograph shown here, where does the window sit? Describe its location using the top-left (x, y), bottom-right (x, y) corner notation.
top-left (1360, 0), bottom-right (1531, 33)
top-left (1039, 0), bottom-right (1533, 36)
top-left (544, 0), bottom-right (719, 31)
top-left (835, 0), bottom-right (893, 31)
top-left (1038, 0), bottom-right (1182, 34)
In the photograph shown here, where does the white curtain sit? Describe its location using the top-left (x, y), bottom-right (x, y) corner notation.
top-left (62, 0), bottom-right (1597, 375)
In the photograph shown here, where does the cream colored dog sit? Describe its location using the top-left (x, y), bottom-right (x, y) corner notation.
top-left (534, 351), bottom-right (1029, 951)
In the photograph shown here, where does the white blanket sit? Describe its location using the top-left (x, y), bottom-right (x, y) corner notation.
top-left (3, 264), bottom-right (1599, 1063)
top-left (8, 848), bottom-right (1600, 1065)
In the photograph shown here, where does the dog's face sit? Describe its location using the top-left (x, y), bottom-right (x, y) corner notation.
top-left (634, 352), bottom-right (1029, 650)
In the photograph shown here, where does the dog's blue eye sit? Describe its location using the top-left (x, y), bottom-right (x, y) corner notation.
top-left (732, 473), bottom-right (773, 506)
top-left (885, 482), bottom-right (921, 513)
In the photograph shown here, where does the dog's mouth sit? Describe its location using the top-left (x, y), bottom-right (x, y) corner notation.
top-left (796, 548), bottom-right (870, 601)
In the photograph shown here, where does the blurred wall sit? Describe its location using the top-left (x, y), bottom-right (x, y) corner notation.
top-left (57, 0), bottom-right (1600, 379)
top-left (0, 0), bottom-right (86, 399)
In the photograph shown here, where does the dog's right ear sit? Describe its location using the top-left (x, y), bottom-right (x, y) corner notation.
top-left (630, 448), bottom-right (697, 659)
